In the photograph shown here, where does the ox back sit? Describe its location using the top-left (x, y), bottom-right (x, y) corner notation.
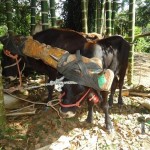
top-left (33, 28), bottom-right (87, 54)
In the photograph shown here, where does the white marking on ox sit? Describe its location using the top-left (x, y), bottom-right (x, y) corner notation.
top-left (59, 108), bottom-right (76, 118)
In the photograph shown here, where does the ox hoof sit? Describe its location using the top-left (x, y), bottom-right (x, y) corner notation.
top-left (108, 101), bottom-right (113, 107)
top-left (118, 104), bottom-right (124, 111)
top-left (106, 125), bottom-right (114, 133)
top-left (118, 98), bottom-right (124, 106)
top-left (85, 118), bottom-right (93, 123)
top-left (107, 128), bottom-right (115, 134)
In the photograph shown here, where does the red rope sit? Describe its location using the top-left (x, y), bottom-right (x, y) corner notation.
top-left (59, 88), bottom-right (91, 108)
top-left (4, 50), bottom-right (22, 87)
top-left (89, 94), bottom-right (99, 104)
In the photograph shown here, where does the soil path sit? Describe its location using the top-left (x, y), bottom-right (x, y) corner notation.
top-left (0, 52), bottom-right (150, 150)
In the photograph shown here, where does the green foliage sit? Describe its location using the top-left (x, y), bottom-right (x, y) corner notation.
top-left (61, 0), bottom-right (82, 31)
top-left (0, 25), bottom-right (8, 37)
top-left (0, 44), bottom-right (3, 52)
top-left (0, 1), bottom-right (7, 26)
top-left (136, 0), bottom-right (150, 27)
top-left (13, 1), bottom-right (31, 35)
top-left (134, 26), bottom-right (150, 53)
top-left (0, 0), bottom-right (31, 36)
top-left (0, 25), bottom-right (7, 59)
top-left (114, 12), bottom-right (129, 36)
top-left (135, 37), bottom-right (150, 53)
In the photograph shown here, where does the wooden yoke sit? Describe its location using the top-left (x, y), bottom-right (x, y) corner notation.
top-left (23, 37), bottom-right (66, 68)
top-left (23, 37), bottom-right (103, 69)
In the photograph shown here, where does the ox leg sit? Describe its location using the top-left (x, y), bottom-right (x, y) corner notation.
top-left (118, 77), bottom-right (124, 105)
top-left (101, 91), bottom-right (113, 131)
top-left (47, 86), bottom-right (54, 100)
top-left (86, 100), bottom-right (94, 123)
top-left (109, 77), bottom-right (118, 106)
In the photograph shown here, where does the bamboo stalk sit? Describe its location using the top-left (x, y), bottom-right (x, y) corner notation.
top-left (127, 0), bottom-right (135, 85)
top-left (31, 0), bottom-right (36, 35)
top-left (41, 0), bottom-right (49, 30)
top-left (81, 0), bottom-right (88, 33)
top-left (50, 0), bottom-right (57, 28)
top-left (105, 0), bottom-right (112, 36)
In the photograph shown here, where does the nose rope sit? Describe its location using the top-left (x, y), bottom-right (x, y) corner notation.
top-left (89, 93), bottom-right (99, 104)
top-left (4, 50), bottom-right (22, 87)
top-left (59, 88), bottom-right (91, 108)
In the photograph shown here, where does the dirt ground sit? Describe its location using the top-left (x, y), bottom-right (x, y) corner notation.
top-left (0, 52), bottom-right (150, 150)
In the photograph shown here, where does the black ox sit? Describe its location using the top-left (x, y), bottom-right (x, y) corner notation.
top-left (1, 28), bottom-right (130, 131)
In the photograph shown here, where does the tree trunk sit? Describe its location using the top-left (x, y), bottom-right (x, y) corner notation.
top-left (0, 61), bottom-right (6, 131)
top-left (41, 0), bottom-right (49, 30)
top-left (111, 0), bottom-right (117, 35)
top-left (5, 0), bottom-right (13, 35)
top-left (81, 0), bottom-right (88, 33)
top-left (127, 0), bottom-right (135, 85)
top-left (31, 0), bottom-right (36, 35)
top-left (50, 0), bottom-right (57, 28)
top-left (105, 0), bottom-right (111, 36)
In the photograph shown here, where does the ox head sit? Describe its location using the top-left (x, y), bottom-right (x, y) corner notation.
top-left (1, 50), bottom-right (26, 81)
top-left (59, 80), bottom-right (100, 119)
top-left (59, 83), bottom-right (87, 118)
top-left (0, 35), bottom-right (26, 80)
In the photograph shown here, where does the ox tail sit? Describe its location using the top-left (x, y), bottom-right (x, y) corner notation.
top-left (119, 39), bottom-right (130, 78)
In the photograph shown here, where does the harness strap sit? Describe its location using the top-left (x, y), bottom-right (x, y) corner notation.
top-left (89, 93), bottom-right (99, 104)
top-left (4, 50), bottom-right (22, 87)
top-left (59, 88), bottom-right (91, 108)
top-left (4, 50), bottom-right (18, 59)
top-left (57, 50), bottom-right (103, 91)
